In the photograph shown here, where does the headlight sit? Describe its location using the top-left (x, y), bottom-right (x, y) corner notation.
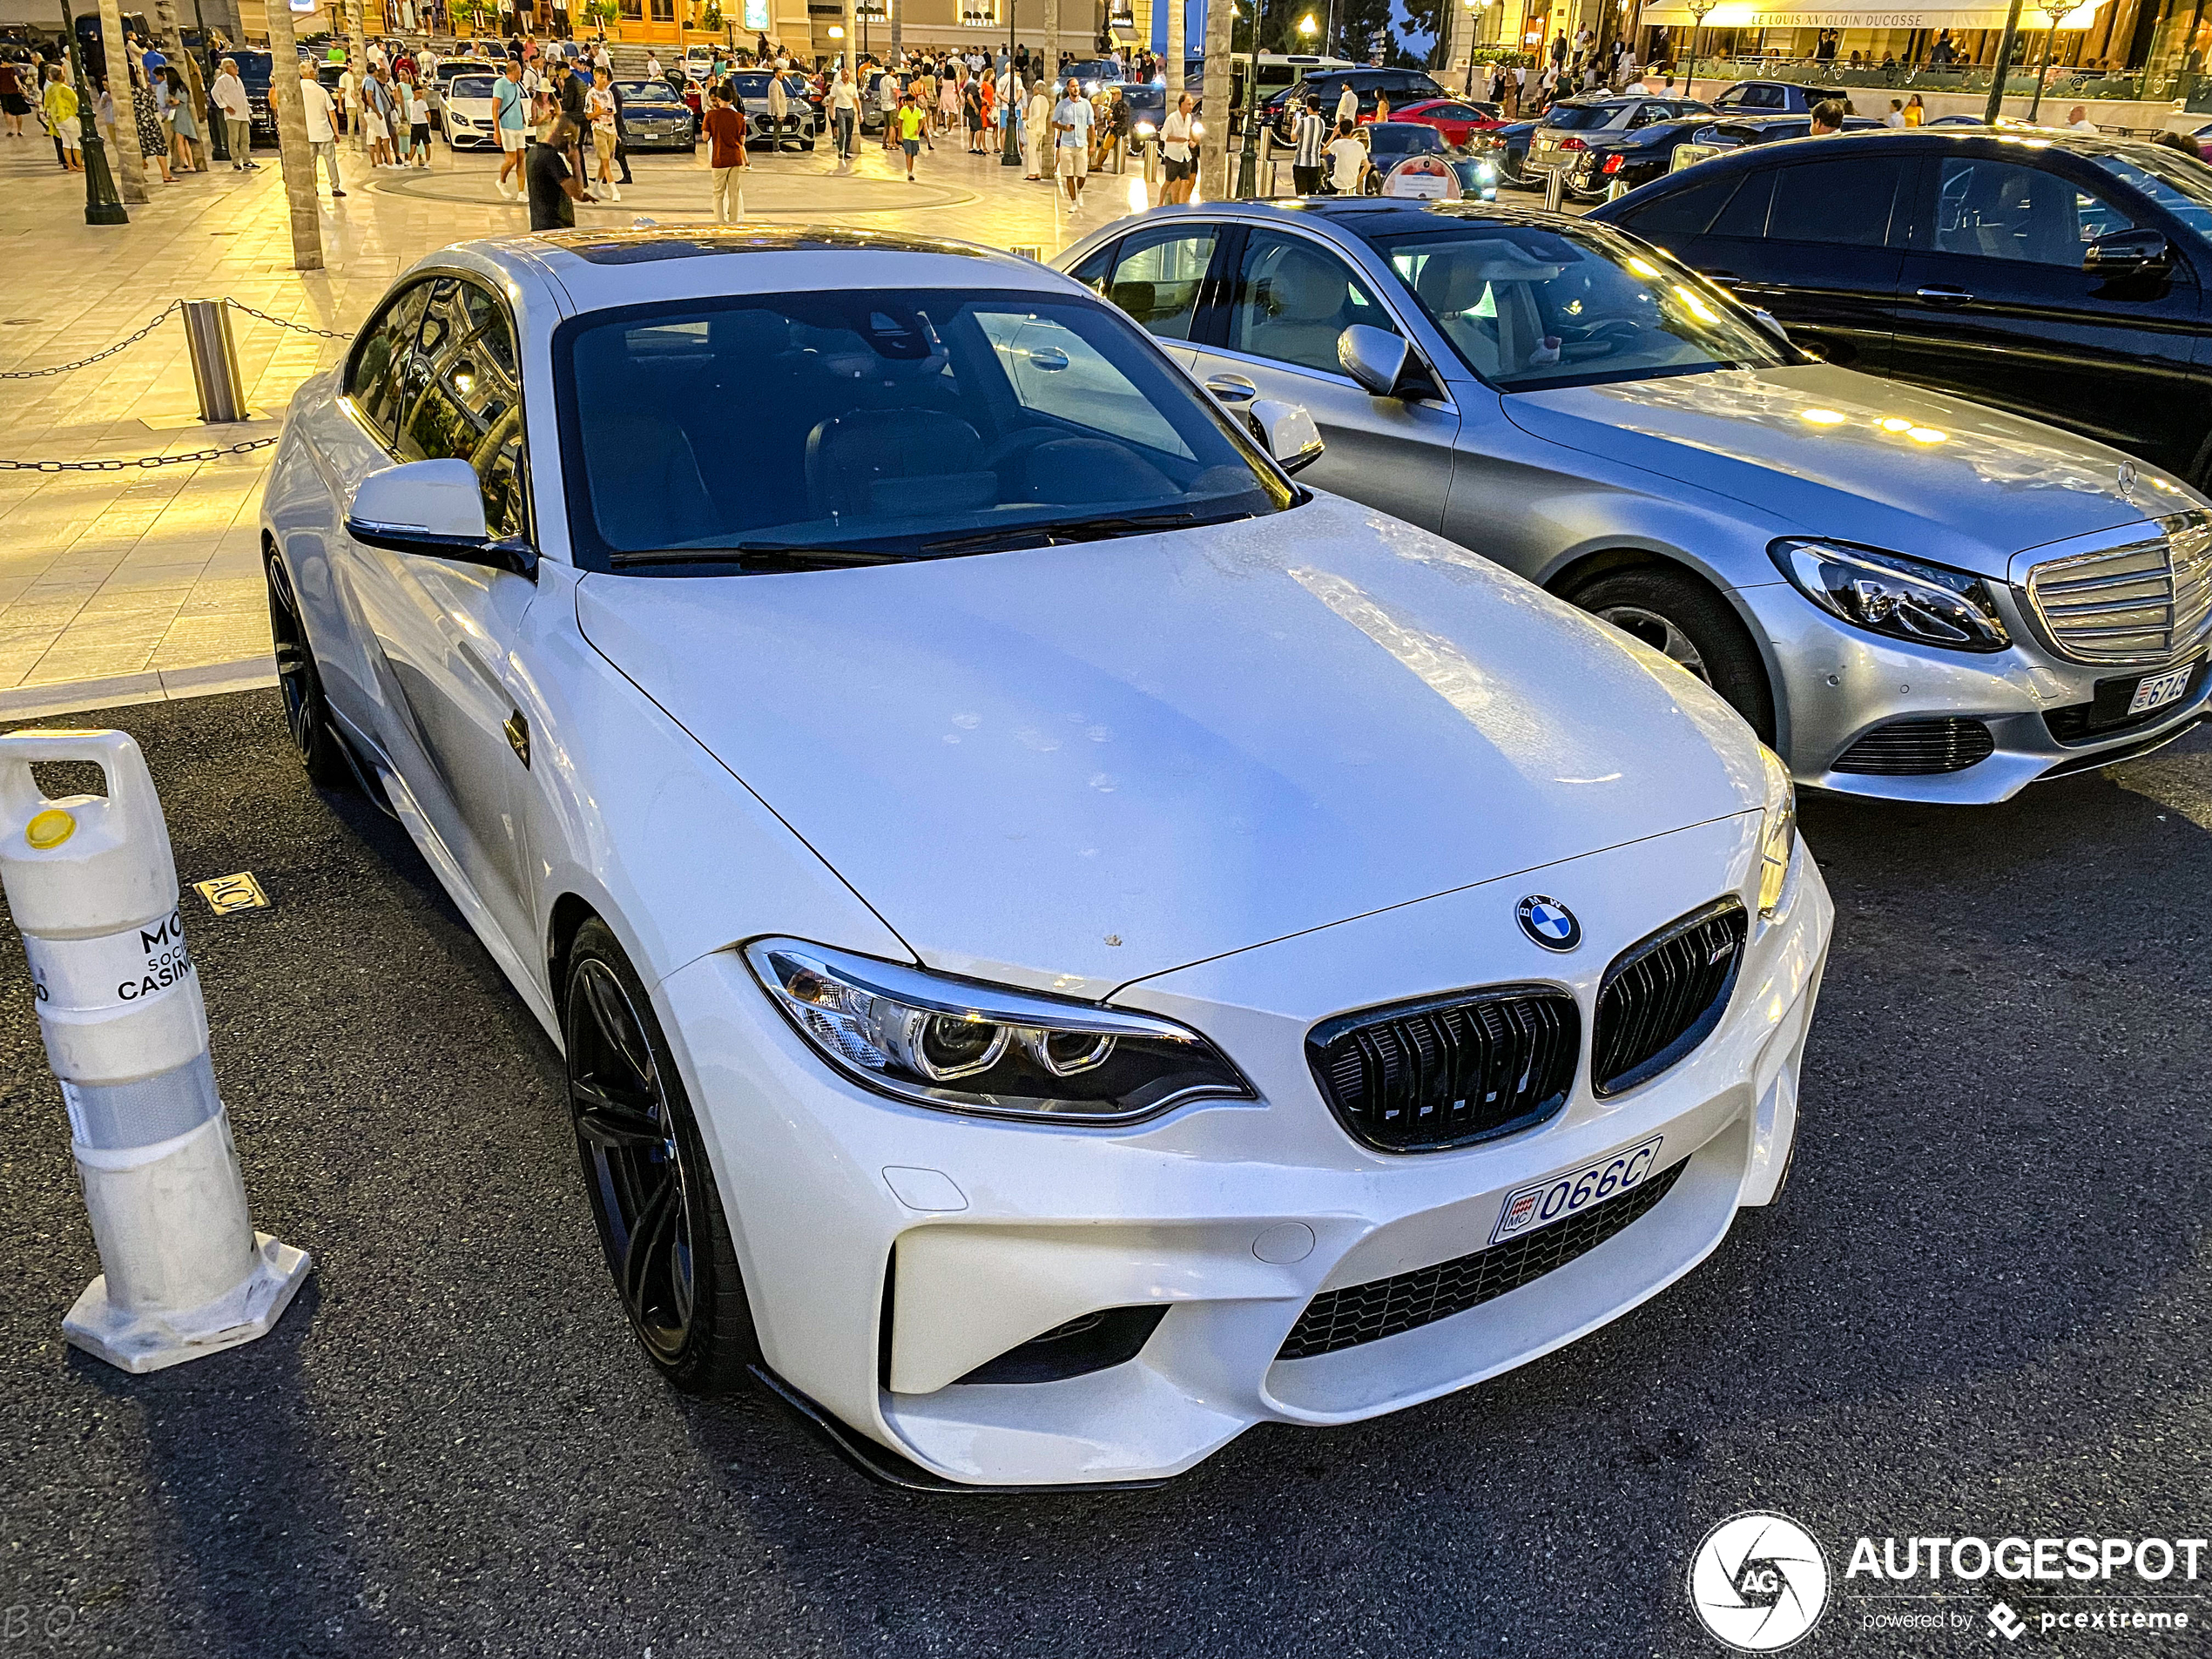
top-left (1757, 745), bottom-right (1795, 918)
top-left (745, 940), bottom-right (1254, 1124)
top-left (1133, 118), bottom-right (1156, 136)
top-left (1768, 538), bottom-right (2010, 653)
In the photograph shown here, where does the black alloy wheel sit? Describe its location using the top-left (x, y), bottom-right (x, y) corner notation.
top-left (264, 553), bottom-right (352, 787)
top-left (564, 917), bottom-right (756, 1393)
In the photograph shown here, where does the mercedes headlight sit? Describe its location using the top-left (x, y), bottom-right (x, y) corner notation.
top-left (1134, 118), bottom-right (1156, 136)
top-left (1769, 538), bottom-right (2009, 653)
top-left (1757, 745), bottom-right (1796, 919)
top-left (746, 940), bottom-right (1254, 1123)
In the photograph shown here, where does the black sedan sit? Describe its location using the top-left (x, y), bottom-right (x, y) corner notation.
top-left (1521, 95), bottom-right (1713, 199)
top-left (614, 77), bottom-right (695, 151)
top-left (1590, 127), bottom-right (2212, 486)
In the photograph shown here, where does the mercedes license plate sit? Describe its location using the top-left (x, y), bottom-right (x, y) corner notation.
top-left (1491, 1136), bottom-right (1664, 1246)
top-left (2128, 664), bottom-right (2192, 716)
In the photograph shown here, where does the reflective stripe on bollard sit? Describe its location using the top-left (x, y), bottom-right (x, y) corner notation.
top-left (1544, 168), bottom-right (1565, 212)
top-left (181, 300), bottom-right (248, 426)
top-left (0, 728), bottom-right (310, 1373)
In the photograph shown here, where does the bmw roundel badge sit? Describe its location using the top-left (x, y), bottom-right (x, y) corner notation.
top-left (1516, 895), bottom-right (1581, 952)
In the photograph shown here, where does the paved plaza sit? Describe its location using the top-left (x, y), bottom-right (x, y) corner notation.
top-left (0, 130), bottom-right (1138, 717)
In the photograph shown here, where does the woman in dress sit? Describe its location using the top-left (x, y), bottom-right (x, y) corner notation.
top-left (162, 66), bottom-right (200, 172)
top-left (940, 64), bottom-right (961, 134)
top-left (131, 60), bottom-right (175, 181)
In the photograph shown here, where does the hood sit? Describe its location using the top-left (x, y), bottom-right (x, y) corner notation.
top-left (1503, 364), bottom-right (2179, 577)
top-left (577, 496), bottom-right (1764, 999)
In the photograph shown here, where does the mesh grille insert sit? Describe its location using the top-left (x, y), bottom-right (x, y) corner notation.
top-left (1277, 1158), bottom-right (1687, 1359)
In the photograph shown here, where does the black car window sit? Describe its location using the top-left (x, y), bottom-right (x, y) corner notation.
top-left (1629, 103), bottom-right (1666, 127)
top-left (395, 278), bottom-right (529, 541)
top-left (1735, 84), bottom-right (1784, 109)
top-left (346, 281), bottom-right (430, 445)
top-left (2085, 147), bottom-right (2212, 239)
top-left (1767, 155), bottom-right (1906, 246)
top-left (1225, 230), bottom-right (1399, 375)
top-left (1618, 172), bottom-right (1739, 238)
top-left (1546, 104), bottom-right (1616, 131)
top-left (1067, 240), bottom-right (1116, 294)
top-left (1935, 157), bottom-right (2135, 265)
top-left (1109, 226), bottom-right (1220, 341)
top-left (1703, 168), bottom-right (1771, 236)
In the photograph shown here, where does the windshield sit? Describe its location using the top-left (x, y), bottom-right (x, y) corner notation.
top-left (1373, 223), bottom-right (1787, 393)
top-left (452, 76), bottom-right (496, 99)
top-left (619, 79), bottom-right (678, 102)
top-left (1369, 126), bottom-right (1440, 153)
top-left (556, 290), bottom-right (1293, 573)
top-left (1542, 104), bottom-right (1619, 131)
top-left (2086, 146), bottom-right (2212, 239)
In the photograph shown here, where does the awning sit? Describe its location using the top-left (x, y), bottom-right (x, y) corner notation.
top-left (1639, 1), bottom-right (2105, 27)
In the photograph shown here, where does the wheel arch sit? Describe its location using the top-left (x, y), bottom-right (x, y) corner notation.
top-left (1545, 544), bottom-right (1791, 754)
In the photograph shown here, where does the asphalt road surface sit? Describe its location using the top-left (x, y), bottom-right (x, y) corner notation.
top-left (3, 689), bottom-right (2208, 1659)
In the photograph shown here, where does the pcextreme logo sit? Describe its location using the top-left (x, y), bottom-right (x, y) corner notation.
top-left (1688, 1511), bottom-right (1833, 1653)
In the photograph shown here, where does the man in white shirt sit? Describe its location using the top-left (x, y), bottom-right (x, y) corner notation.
top-left (644, 51), bottom-right (662, 79)
top-left (1885, 98), bottom-right (1905, 127)
top-left (2067, 105), bottom-right (2098, 132)
top-left (829, 67), bottom-right (859, 159)
top-left (1334, 83), bottom-right (1356, 126)
top-left (1625, 73), bottom-right (1649, 92)
top-left (1158, 91), bottom-right (1194, 202)
top-left (765, 66), bottom-right (787, 150)
top-left (298, 62), bottom-right (345, 194)
top-left (1325, 118), bottom-right (1367, 194)
top-left (419, 44), bottom-right (439, 80)
top-left (211, 57), bottom-right (255, 169)
top-left (1052, 77), bottom-right (1091, 206)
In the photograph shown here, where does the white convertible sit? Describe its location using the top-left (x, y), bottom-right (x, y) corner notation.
top-left (259, 228), bottom-right (1831, 1488)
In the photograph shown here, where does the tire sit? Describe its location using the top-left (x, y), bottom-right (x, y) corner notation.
top-left (1569, 565), bottom-right (1777, 744)
top-left (564, 916), bottom-right (759, 1394)
top-left (264, 552), bottom-right (353, 788)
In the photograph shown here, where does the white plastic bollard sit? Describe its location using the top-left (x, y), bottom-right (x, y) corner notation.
top-left (0, 728), bottom-right (309, 1373)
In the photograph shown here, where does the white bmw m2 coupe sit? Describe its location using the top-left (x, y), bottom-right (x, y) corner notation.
top-left (260, 228), bottom-right (1831, 1488)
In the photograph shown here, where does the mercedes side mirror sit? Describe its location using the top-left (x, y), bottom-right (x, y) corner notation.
top-left (2083, 226), bottom-right (2172, 283)
top-left (1338, 322), bottom-right (1434, 400)
top-left (1247, 398), bottom-right (1325, 474)
top-left (346, 458), bottom-right (537, 578)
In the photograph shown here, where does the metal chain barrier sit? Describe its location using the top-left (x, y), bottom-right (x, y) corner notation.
top-left (220, 299), bottom-right (353, 341)
top-left (0, 439), bottom-right (282, 474)
top-left (0, 296), bottom-right (352, 471)
top-left (0, 303), bottom-right (185, 381)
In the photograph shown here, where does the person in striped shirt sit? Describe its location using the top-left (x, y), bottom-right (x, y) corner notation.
top-left (1291, 93), bottom-right (1326, 195)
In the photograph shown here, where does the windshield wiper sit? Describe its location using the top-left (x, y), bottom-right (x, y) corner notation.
top-left (916, 506), bottom-right (1258, 556)
top-left (610, 542), bottom-right (908, 572)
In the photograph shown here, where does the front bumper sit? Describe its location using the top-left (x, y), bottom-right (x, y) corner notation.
top-left (1741, 578), bottom-right (2212, 804)
top-left (657, 812), bottom-right (1831, 1487)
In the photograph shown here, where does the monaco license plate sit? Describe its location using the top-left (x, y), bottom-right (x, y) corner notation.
top-left (1491, 1136), bottom-right (1664, 1246)
top-left (2128, 664), bottom-right (2193, 716)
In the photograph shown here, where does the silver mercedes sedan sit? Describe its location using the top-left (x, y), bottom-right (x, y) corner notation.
top-left (1057, 199), bottom-right (2212, 804)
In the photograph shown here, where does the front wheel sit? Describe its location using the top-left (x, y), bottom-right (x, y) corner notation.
top-left (565, 916), bottom-right (758, 1393)
top-left (1570, 566), bottom-right (1777, 744)
top-left (265, 553), bottom-right (352, 787)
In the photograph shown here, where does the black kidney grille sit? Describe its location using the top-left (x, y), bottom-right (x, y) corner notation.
top-left (1277, 1158), bottom-right (1686, 1360)
top-left (1833, 718), bottom-right (1995, 775)
top-left (1591, 900), bottom-right (1747, 1099)
top-left (1308, 986), bottom-right (1580, 1152)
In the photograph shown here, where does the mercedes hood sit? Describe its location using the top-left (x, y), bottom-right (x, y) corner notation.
top-left (577, 494), bottom-right (1766, 997)
top-left (1502, 363), bottom-right (2188, 577)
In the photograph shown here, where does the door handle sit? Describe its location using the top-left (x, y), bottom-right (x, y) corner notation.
top-left (1915, 286), bottom-right (1974, 304)
top-left (1204, 374), bottom-right (1258, 404)
top-left (1704, 271), bottom-right (1743, 287)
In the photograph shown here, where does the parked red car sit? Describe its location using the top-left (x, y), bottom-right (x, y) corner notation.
top-left (1367, 97), bottom-right (1501, 145)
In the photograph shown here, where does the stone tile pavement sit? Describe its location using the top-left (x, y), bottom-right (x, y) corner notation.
top-left (0, 125), bottom-right (1152, 716)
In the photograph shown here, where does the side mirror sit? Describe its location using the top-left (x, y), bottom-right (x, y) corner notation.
top-left (1247, 397), bottom-right (1325, 474)
top-left (2084, 226), bottom-right (2172, 282)
top-left (345, 457), bottom-right (536, 577)
top-left (1748, 306), bottom-right (1792, 347)
top-left (1338, 322), bottom-right (1431, 400)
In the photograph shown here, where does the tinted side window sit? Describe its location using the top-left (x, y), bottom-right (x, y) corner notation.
top-left (1620, 174), bottom-right (1738, 238)
top-left (1226, 230), bottom-right (1398, 375)
top-left (1109, 226), bottom-right (1220, 341)
top-left (1935, 157), bottom-right (2136, 264)
top-left (1067, 239), bottom-right (1116, 294)
top-left (1766, 155), bottom-right (1906, 246)
top-left (1709, 169), bottom-right (1775, 237)
top-left (346, 283), bottom-right (430, 445)
top-left (395, 278), bottom-right (529, 541)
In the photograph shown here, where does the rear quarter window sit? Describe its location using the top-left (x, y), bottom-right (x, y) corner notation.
top-left (1615, 172), bottom-right (1740, 239)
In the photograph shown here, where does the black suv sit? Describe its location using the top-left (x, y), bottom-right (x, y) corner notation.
top-left (1590, 128), bottom-right (2212, 486)
top-left (1262, 66), bottom-right (1443, 133)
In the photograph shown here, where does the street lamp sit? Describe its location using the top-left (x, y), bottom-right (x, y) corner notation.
top-left (2027, 0), bottom-right (2071, 123)
top-left (59, 0), bottom-right (127, 226)
top-left (1460, 0), bottom-right (1491, 93)
top-left (1681, 0), bottom-right (1715, 103)
top-left (1001, 0), bottom-right (1022, 164)
top-left (1234, 0), bottom-right (1259, 199)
